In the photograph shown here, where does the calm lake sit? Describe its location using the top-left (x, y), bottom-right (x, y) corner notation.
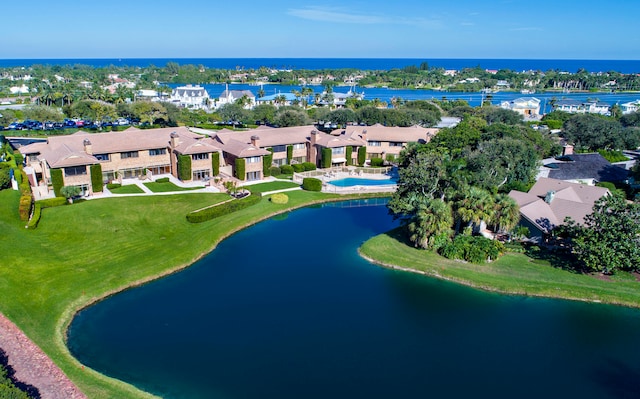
top-left (68, 201), bottom-right (640, 399)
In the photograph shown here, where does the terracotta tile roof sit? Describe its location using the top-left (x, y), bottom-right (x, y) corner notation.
top-left (212, 135), bottom-right (270, 158)
top-left (330, 124), bottom-right (437, 143)
top-left (214, 125), bottom-right (314, 148)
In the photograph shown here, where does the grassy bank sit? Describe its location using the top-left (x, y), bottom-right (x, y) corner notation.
top-left (359, 228), bottom-right (640, 308)
top-left (0, 189), bottom-right (377, 398)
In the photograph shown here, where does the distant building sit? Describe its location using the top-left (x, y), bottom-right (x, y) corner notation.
top-left (255, 92), bottom-right (297, 107)
top-left (500, 97), bottom-right (541, 118)
top-left (217, 86), bottom-right (255, 109)
top-left (553, 99), bottom-right (610, 115)
top-left (538, 152), bottom-right (629, 185)
top-left (169, 84), bottom-right (210, 110)
top-left (621, 100), bottom-right (640, 114)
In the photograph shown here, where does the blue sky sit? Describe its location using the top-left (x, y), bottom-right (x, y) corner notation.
top-left (3, 0), bottom-right (639, 59)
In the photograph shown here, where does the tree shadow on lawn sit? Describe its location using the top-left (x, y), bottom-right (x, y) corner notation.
top-left (523, 242), bottom-right (585, 273)
top-left (0, 348), bottom-right (41, 399)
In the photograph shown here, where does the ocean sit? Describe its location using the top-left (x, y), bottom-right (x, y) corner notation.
top-left (1, 58), bottom-right (640, 73)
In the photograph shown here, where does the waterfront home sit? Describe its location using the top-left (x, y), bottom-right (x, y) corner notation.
top-left (537, 150), bottom-right (629, 185)
top-left (500, 97), bottom-right (541, 119)
top-left (621, 100), bottom-right (640, 114)
top-left (217, 86), bottom-right (256, 109)
top-left (553, 99), bottom-right (610, 115)
top-left (169, 84), bottom-right (211, 110)
top-left (255, 93), bottom-right (297, 107)
top-left (509, 177), bottom-right (610, 241)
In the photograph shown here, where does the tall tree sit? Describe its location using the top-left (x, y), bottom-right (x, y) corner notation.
top-left (406, 197), bottom-right (453, 249)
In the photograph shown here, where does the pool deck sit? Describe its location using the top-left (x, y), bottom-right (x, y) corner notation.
top-left (320, 171), bottom-right (398, 194)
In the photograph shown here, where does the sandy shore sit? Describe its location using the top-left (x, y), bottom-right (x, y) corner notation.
top-left (0, 312), bottom-right (86, 399)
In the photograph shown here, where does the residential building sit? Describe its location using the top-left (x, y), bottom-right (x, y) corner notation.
top-left (553, 99), bottom-right (610, 115)
top-left (537, 151), bottom-right (629, 185)
top-left (217, 87), bottom-right (256, 109)
top-left (169, 84), bottom-right (211, 110)
top-left (255, 93), bottom-right (297, 107)
top-left (500, 97), bottom-right (541, 118)
top-left (509, 178), bottom-right (610, 240)
top-left (621, 100), bottom-right (640, 114)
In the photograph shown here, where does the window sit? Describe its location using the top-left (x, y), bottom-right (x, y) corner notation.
top-left (191, 153), bottom-right (209, 161)
top-left (94, 153), bottom-right (110, 161)
top-left (272, 145), bottom-right (286, 153)
top-left (121, 151), bottom-right (139, 159)
top-left (293, 143), bottom-right (306, 150)
top-left (149, 148), bottom-right (166, 156)
top-left (102, 170), bottom-right (116, 182)
top-left (274, 158), bottom-right (287, 166)
top-left (389, 142), bottom-right (404, 147)
top-left (246, 156), bottom-right (261, 163)
top-left (368, 141), bottom-right (381, 147)
top-left (148, 165), bottom-right (170, 175)
top-left (192, 169), bottom-right (210, 181)
top-left (293, 156), bottom-right (306, 164)
top-left (331, 147), bottom-right (345, 155)
top-left (247, 171), bottom-right (261, 181)
top-left (120, 168), bottom-right (145, 179)
top-left (64, 165), bottom-right (87, 176)
top-left (28, 154), bottom-right (39, 162)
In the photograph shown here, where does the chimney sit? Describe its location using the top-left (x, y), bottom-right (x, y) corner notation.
top-left (562, 144), bottom-right (574, 156)
top-left (250, 135), bottom-right (260, 148)
top-left (83, 138), bottom-right (92, 155)
top-left (309, 130), bottom-right (318, 165)
top-left (170, 132), bottom-right (179, 148)
top-left (544, 190), bottom-right (555, 204)
top-left (361, 129), bottom-right (367, 142)
top-left (310, 130), bottom-right (318, 146)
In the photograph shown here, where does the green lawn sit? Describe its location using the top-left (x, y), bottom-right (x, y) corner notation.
top-left (0, 188), bottom-right (373, 398)
top-left (143, 181), bottom-right (203, 192)
top-left (245, 181), bottom-right (300, 194)
top-left (108, 184), bottom-right (145, 194)
top-left (360, 228), bottom-right (640, 307)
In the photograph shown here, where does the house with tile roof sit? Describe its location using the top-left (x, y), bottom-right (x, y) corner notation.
top-left (509, 177), bottom-right (610, 240)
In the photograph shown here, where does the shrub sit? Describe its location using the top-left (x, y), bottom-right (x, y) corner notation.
top-left (302, 162), bottom-right (316, 171)
top-left (270, 193), bottom-right (289, 204)
top-left (357, 146), bottom-right (366, 166)
top-left (269, 166), bottom-right (281, 176)
top-left (263, 152), bottom-right (273, 177)
top-left (302, 177), bottom-right (322, 191)
top-left (321, 148), bottom-right (332, 168)
top-left (13, 152), bottom-right (23, 166)
top-left (37, 197), bottom-right (67, 208)
top-left (27, 203), bottom-right (41, 229)
top-left (292, 163), bottom-right (305, 173)
top-left (106, 183), bottom-right (122, 190)
top-left (13, 168), bottom-right (22, 184)
top-left (186, 193), bottom-right (261, 223)
top-left (18, 194), bottom-right (33, 221)
top-left (280, 164), bottom-right (294, 174)
top-left (155, 177), bottom-right (170, 183)
top-left (345, 145), bottom-right (353, 166)
top-left (438, 235), bottom-right (504, 264)
top-left (370, 157), bottom-right (384, 167)
top-left (385, 154), bottom-right (397, 163)
top-left (212, 152), bottom-right (220, 176)
top-left (178, 154), bottom-right (192, 181)
top-left (235, 158), bottom-right (246, 180)
top-left (286, 145), bottom-right (293, 164)
top-left (50, 168), bottom-right (63, 197)
top-left (90, 163), bottom-right (103, 192)
top-left (597, 149), bottom-right (628, 163)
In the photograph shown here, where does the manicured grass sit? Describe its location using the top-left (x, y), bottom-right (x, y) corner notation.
top-left (359, 228), bottom-right (640, 307)
top-left (0, 188), bottom-right (377, 398)
top-left (245, 181), bottom-right (300, 194)
top-left (143, 181), bottom-right (203, 192)
top-left (108, 184), bottom-right (145, 194)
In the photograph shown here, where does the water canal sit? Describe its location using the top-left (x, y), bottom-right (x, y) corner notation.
top-left (68, 201), bottom-right (640, 399)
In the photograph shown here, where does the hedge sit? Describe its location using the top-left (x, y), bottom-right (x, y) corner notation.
top-left (212, 152), bottom-right (220, 176)
top-left (370, 157), bottom-right (384, 167)
top-left (50, 168), bottom-right (63, 197)
top-left (357, 146), bottom-right (366, 166)
top-left (286, 145), bottom-right (293, 164)
top-left (345, 146), bottom-right (353, 166)
top-left (321, 148), bottom-right (332, 168)
top-left (235, 158), bottom-right (246, 181)
top-left (263, 152), bottom-right (273, 177)
top-left (280, 165), bottom-right (293, 174)
top-left (106, 183), bottom-right (121, 190)
top-left (292, 164), bottom-right (305, 173)
top-left (90, 163), bottom-right (103, 192)
top-left (155, 177), bottom-right (170, 183)
top-left (18, 194), bottom-right (33, 221)
top-left (178, 154), bottom-right (192, 181)
top-left (439, 235), bottom-right (504, 264)
top-left (27, 203), bottom-right (42, 229)
top-left (186, 193), bottom-right (261, 223)
top-left (13, 152), bottom-right (23, 166)
top-left (302, 177), bottom-right (322, 191)
top-left (36, 197), bottom-right (67, 208)
top-left (302, 162), bottom-right (316, 171)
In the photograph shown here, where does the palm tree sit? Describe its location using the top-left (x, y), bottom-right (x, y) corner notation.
top-left (301, 86), bottom-right (314, 108)
top-left (490, 194), bottom-right (520, 235)
top-left (407, 198), bottom-right (453, 249)
top-left (454, 187), bottom-right (495, 234)
top-left (274, 94), bottom-right (287, 107)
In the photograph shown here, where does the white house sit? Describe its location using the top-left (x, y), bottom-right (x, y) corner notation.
top-left (9, 85), bottom-right (29, 94)
top-left (554, 99), bottom-right (610, 115)
top-left (500, 97), bottom-right (541, 118)
top-left (217, 86), bottom-right (256, 109)
top-left (621, 100), bottom-right (640, 114)
top-left (169, 84), bottom-right (211, 110)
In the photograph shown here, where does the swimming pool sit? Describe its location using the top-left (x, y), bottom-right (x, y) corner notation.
top-left (328, 177), bottom-right (397, 187)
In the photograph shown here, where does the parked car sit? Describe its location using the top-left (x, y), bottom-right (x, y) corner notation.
top-left (7, 122), bottom-right (25, 130)
top-left (115, 118), bottom-right (129, 126)
top-left (64, 119), bottom-right (77, 128)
